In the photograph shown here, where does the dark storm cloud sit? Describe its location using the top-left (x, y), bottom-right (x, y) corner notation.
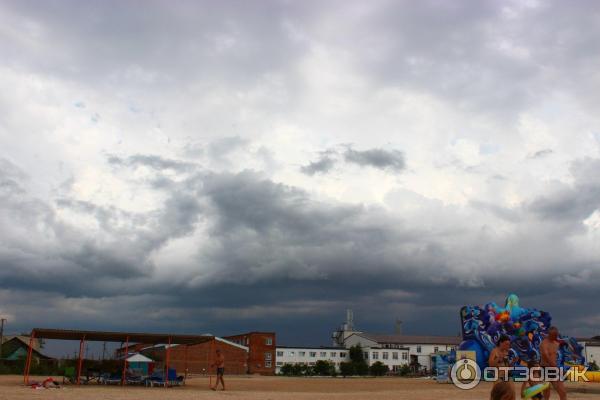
top-left (3, 154), bottom-right (600, 342)
top-left (343, 148), bottom-right (405, 172)
top-left (301, 147), bottom-right (406, 175)
top-left (528, 158), bottom-right (600, 222)
top-left (107, 154), bottom-right (196, 172)
top-left (300, 155), bottom-right (336, 175)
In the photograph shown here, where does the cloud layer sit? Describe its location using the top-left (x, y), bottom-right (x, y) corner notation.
top-left (1, 0), bottom-right (600, 351)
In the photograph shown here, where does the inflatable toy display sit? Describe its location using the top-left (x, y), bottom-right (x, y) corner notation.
top-left (459, 294), bottom-right (585, 369)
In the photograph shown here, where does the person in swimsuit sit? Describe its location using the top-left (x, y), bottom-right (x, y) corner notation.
top-left (211, 349), bottom-right (226, 391)
top-left (540, 327), bottom-right (567, 400)
top-left (489, 335), bottom-right (512, 382)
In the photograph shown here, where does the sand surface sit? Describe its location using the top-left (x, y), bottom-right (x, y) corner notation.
top-left (2, 375), bottom-right (599, 399)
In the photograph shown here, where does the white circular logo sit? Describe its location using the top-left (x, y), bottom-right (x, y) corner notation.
top-left (451, 358), bottom-right (481, 390)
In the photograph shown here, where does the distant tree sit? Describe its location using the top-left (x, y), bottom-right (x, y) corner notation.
top-left (339, 362), bottom-right (355, 377)
top-left (369, 361), bottom-right (389, 376)
top-left (348, 345), bottom-right (369, 376)
top-left (349, 345), bottom-right (365, 363)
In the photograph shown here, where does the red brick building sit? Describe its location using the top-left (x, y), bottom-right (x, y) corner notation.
top-left (116, 331), bottom-right (276, 376)
top-left (141, 338), bottom-right (249, 375)
top-left (223, 332), bottom-right (276, 375)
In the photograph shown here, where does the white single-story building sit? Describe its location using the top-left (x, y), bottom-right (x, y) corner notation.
top-left (577, 336), bottom-right (600, 366)
top-left (275, 346), bottom-right (349, 373)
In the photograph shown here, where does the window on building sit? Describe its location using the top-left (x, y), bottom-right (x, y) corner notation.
top-left (364, 352), bottom-right (369, 359)
top-left (382, 352), bottom-right (389, 360)
top-left (340, 352), bottom-right (347, 358)
top-left (392, 352), bottom-right (398, 360)
top-left (372, 352), bottom-right (379, 360)
top-left (330, 352), bottom-right (337, 357)
top-left (310, 351), bottom-right (316, 357)
top-left (265, 337), bottom-right (273, 346)
top-left (416, 345), bottom-right (422, 353)
top-left (276, 362), bottom-right (283, 366)
top-left (434, 346), bottom-right (439, 353)
top-left (289, 351), bottom-right (295, 356)
top-left (265, 352), bottom-right (272, 360)
top-left (299, 351), bottom-right (306, 357)
top-left (320, 352), bottom-right (326, 357)
top-left (265, 360), bottom-right (272, 368)
top-left (402, 352), bottom-right (408, 360)
top-left (277, 351), bottom-right (284, 357)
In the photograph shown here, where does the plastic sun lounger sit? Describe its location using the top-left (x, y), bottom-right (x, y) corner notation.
top-left (126, 375), bottom-right (143, 385)
top-left (101, 373), bottom-right (123, 385)
top-left (147, 368), bottom-right (180, 387)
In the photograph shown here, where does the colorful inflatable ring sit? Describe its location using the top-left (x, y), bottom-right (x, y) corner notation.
top-left (523, 382), bottom-right (550, 399)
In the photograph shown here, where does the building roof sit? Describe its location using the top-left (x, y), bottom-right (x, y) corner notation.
top-left (215, 337), bottom-right (249, 351)
top-left (351, 332), bottom-right (461, 345)
top-left (126, 353), bottom-right (153, 363)
top-left (31, 328), bottom-right (214, 345)
top-left (576, 336), bottom-right (600, 346)
top-left (1, 335), bottom-right (42, 350)
top-left (1, 337), bottom-right (52, 360)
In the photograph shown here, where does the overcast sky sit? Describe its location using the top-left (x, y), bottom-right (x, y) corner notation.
top-left (1, 0), bottom-right (600, 353)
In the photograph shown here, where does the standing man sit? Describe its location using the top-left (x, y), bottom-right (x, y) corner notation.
top-left (210, 348), bottom-right (225, 391)
top-left (540, 327), bottom-right (567, 400)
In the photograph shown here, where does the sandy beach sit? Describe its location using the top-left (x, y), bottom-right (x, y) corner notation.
top-left (2, 375), bottom-right (599, 400)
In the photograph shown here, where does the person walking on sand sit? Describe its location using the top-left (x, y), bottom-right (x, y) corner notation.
top-left (210, 349), bottom-right (226, 391)
top-left (540, 327), bottom-right (567, 400)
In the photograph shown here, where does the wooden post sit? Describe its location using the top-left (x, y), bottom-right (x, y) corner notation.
top-left (23, 331), bottom-right (36, 385)
top-left (165, 336), bottom-right (172, 388)
top-left (208, 338), bottom-right (215, 388)
top-left (184, 344), bottom-right (189, 385)
top-left (121, 336), bottom-right (129, 386)
top-left (76, 335), bottom-right (86, 385)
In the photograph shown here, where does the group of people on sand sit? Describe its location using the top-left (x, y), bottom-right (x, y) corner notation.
top-left (489, 326), bottom-right (567, 400)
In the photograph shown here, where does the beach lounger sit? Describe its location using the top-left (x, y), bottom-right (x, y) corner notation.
top-left (146, 368), bottom-right (182, 387)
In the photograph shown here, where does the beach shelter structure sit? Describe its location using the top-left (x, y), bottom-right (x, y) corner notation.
top-left (24, 328), bottom-right (214, 387)
top-left (125, 353), bottom-right (154, 375)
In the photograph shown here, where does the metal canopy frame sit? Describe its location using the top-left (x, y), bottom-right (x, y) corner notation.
top-left (24, 328), bottom-right (214, 387)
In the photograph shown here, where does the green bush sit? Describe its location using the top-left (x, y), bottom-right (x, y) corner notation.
top-left (369, 361), bottom-right (389, 376)
top-left (280, 363), bottom-right (294, 376)
top-left (589, 361), bottom-right (599, 372)
top-left (399, 364), bottom-right (411, 376)
top-left (354, 361), bottom-right (369, 376)
top-left (313, 360), bottom-right (335, 376)
top-left (339, 361), bottom-right (355, 377)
